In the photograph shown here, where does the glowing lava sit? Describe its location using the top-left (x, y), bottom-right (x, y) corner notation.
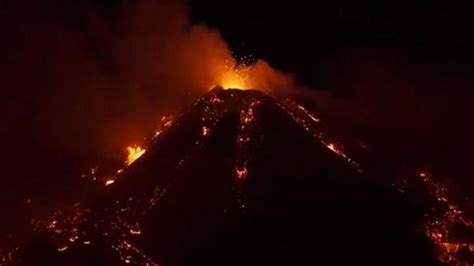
top-left (217, 64), bottom-right (252, 90)
top-left (125, 146), bottom-right (146, 166)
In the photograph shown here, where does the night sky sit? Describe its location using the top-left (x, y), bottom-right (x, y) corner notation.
top-left (190, 0), bottom-right (474, 180)
top-left (1, 0), bottom-right (474, 253)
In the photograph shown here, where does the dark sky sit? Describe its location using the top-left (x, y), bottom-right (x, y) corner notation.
top-left (1, 0), bottom-right (474, 248)
top-left (191, 0), bottom-right (474, 89)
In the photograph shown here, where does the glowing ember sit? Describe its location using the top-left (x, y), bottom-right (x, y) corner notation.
top-left (209, 96), bottom-right (223, 104)
top-left (202, 126), bottom-right (210, 136)
top-left (105, 179), bottom-right (115, 186)
top-left (164, 120), bottom-right (173, 128)
top-left (326, 143), bottom-right (337, 152)
top-left (125, 146), bottom-right (146, 166)
top-left (235, 166), bottom-right (248, 179)
top-left (57, 246), bottom-right (68, 252)
top-left (154, 116), bottom-right (174, 139)
top-left (129, 228), bottom-right (141, 235)
top-left (392, 170), bottom-right (474, 264)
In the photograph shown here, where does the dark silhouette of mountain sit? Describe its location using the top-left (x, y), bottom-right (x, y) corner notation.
top-left (8, 87), bottom-right (442, 265)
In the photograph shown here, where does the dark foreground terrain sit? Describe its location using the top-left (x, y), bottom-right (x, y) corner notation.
top-left (9, 88), bottom-right (444, 265)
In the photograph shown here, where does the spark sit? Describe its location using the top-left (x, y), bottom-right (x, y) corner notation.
top-left (202, 126), bottom-right (210, 136)
top-left (105, 179), bottom-right (115, 186)
top-left (164, 120), bottom-right (173, 127)
top-left (326, 143), bottom-right (337, 152)
top-left (129, 222), bottom-right (142, 235)
top-left (129, 228), bottom-right (141, 235)
top-left (48, 220), bottom-right (57, 229)
top-left (57, 246), bottom-right (68, 252)
top-left (235, 166), bottom-right (248, 179)
top-left (154, 130), bottom-right (163, 138)
top-left (209, 96), bottom-right (223, 104)
top-left (154, 116), bottom-right (174, 139)
top-left (90, 167), bottom-right (97, 175)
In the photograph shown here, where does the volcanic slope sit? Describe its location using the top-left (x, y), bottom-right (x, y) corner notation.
top-left (11, 87), bottom-right (443, 265)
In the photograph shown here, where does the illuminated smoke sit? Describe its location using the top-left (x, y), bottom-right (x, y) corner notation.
top-left (0, 0), bottom-right (297, 179)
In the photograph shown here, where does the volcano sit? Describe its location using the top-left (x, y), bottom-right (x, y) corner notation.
top-left (6, 87), bottom-right (472, 265)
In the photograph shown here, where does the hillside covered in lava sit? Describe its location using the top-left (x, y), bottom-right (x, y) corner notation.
top-left (2, 87), bottom-right (472, 265)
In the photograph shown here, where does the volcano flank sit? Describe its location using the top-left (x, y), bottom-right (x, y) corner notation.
top-left (8, 87), bottom-right (460, 265)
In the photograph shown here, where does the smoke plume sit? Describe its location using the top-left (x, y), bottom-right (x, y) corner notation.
top-left (1, 0), bottom-right (293, 169)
